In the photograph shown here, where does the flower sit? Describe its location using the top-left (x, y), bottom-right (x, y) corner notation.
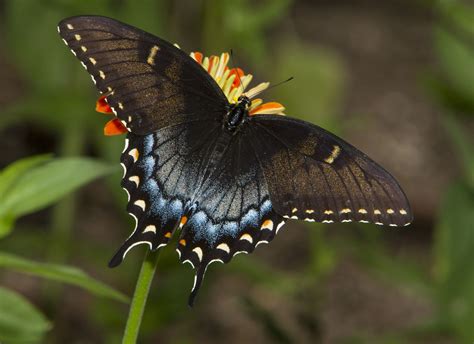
top-left (96, 51), bottom-right (285, 136)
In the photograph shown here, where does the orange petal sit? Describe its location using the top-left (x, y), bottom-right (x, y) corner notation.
top-left (104, 118), bottom-right (128, 136)
top-left (229, 68), bottom-right (244, 88)
top-left (208, 55), bottom-right (218, 73)
top-left (192, 51), bottom-right (203, 64)
top-left (96, 95), bottom-right (113, 114)
top-left (250, 102), bottom-right (285, 115)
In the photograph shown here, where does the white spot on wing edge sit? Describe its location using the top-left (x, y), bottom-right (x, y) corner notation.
top-left (122, 138), bottom-right (129, 153)
top-left (120, 163), bottom-right (127, 178)
top-left (276, 221), bottom-right (286, 234)
top-left (123, 241), bottom-right (152, 260)
top-left (256, 240), bottom-right (269, 247)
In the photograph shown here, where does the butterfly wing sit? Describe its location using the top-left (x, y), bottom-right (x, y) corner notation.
top-left (112, 121), bottom-right (284, 306)
top-left (249, 115), bottom-right (413, 227)
top-left (58, 16), bottom-right (227, 134)
top-left (175, 129), bottom-right (285, 306)
top-left (109, 118), bottom-right (222, 268)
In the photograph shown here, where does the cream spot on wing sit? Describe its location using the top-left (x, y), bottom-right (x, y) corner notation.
top-left (80, 46), bottom-right (87, 52)
top-left (128, 148), bottom-right (139, 162)
top-left (305, 209), bottom-right (314, 214)
top-left (324, 145), bottom-right (341, 164)
top-left (118, 102), bottom-right (124, 110)
top-left (99, 70), bottom-right (105, 79)
top-left (340, 208), bottom-right (351, 214)
top-left (89, 57), bottom-right (97, 65)
top-left (128, 176), bottom-right (140, 187)
top-left (292, 207), bottom-right (298, 213)
top-left (261, 219), bottom-right (273, 231)
top-left (374, 209), bottom-right (382, 215)
top-left (147, 45), bottom-right (160, 65)
top-left (324, 210), bottom-right (334, 215)
top-left (240, 234), bottom-right (253, 244)
top-left (216, 243), bottom-right (230, 253)
top-left (358, 208), bottom-right (368, 214)
top-left (66, 23), bottom-right (74, 30)
top-left (143, 225), bottom-right (156, 233)
top-left (399, 209), bottom-right (408, 215)
top-left (134, 200), bottom-right (146, 211)
top-left (74, 34), bottom-right (81, 41)
top-left (192, 247), bottom-right (203, 262)
top-left (387, 209), bottom-right (395, 214)
top-left (322, 220), bottom-right (334, 223)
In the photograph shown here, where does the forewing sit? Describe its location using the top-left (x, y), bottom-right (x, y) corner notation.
top-left (58, 15), bottom-right (227, 134)
top-left (250, 115), bottom-right (413, 227)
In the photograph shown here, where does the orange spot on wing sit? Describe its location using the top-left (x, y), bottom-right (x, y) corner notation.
top-left (104, 119), bottom-right (128, 136)
top-left (96, 95), bottom-right (113, 114)
top-left (180, 216), bottom-right (188, 227)
top-left (262, 219), bottom-right (273, 228)
top-left (179, 239), bottom-right (186, 246)
top-left (165, 232), bottom-right (172, 238)
top-left (250, 102), bottom-right (285, 115)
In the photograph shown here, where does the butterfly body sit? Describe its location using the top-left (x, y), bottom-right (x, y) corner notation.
top-left (58, 15), bottom-right (413, 306)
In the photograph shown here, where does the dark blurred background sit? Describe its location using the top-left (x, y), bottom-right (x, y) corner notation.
top-left (0, 0), bottom-right (473, 343)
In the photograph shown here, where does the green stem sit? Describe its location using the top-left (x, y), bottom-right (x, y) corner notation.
top-left (122, 249), bottom-right (161, 344)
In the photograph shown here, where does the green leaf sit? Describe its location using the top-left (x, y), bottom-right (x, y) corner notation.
top-left (0, 157), bottom-right (115, 218)
top-left (435, 3), bottom-right (474, 107)
top-left (0, 286), bottom-right (51, 343)
top-left (0, 252), bottom-right (128, 303)
top-left (442, 115), bottom-right (474, 189)
top-left (434, 181), bottom-right (474, 341)
top-left (0, 155), bottom-right (52, 196)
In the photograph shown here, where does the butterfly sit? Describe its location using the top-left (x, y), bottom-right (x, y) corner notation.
top-left (58, 15), bottom-right (412, 306)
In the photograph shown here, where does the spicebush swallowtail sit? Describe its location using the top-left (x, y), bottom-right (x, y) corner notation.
top-left (58, 15), bottom-right (412, 306)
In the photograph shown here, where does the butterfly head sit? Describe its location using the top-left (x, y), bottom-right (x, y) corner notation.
top-left (238, 95), bottom-right (251, 109)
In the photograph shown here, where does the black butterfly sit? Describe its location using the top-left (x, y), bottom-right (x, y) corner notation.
top-left (58, 15), bottom-right (412, 306)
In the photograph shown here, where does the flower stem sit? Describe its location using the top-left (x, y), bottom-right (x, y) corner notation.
top-left (122, 249), bottom-right (160, 344)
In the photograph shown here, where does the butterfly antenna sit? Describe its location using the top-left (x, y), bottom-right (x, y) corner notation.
top-left (250, 76), bottom-right (294, 99)
top-left (229, 49), bottom-right (245, 96)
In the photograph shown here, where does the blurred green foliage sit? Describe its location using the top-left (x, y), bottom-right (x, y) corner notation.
top-left (0, 0), bottom-right (472, 343)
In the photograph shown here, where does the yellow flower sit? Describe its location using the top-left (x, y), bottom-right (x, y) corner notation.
top-left (190, 51), bottom-right (285, 115)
